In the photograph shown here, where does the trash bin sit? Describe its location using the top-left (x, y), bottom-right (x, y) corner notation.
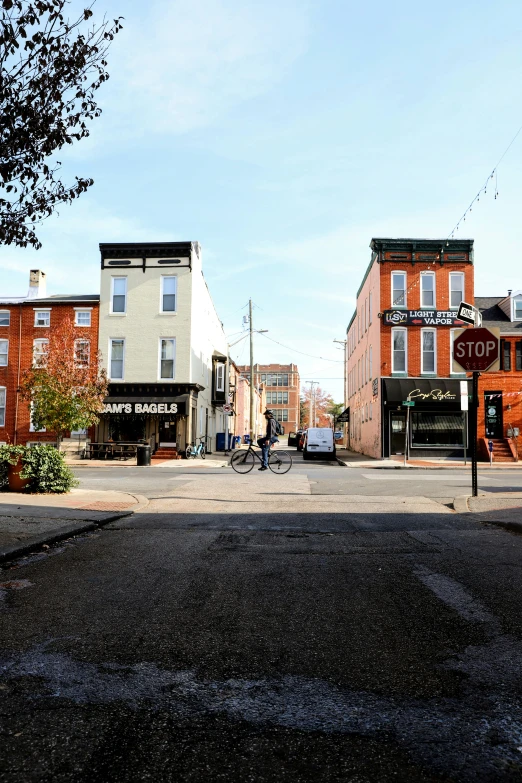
top-left (244, 434), bottom-right (251, 444)
top-left (136, 444), bottom-right (151, 466)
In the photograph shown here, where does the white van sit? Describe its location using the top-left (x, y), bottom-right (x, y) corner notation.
top-left (303, 428), bottom-right (336, 460)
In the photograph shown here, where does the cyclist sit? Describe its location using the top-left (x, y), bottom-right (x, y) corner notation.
top-left (257, 409), bottom-right (278, 471)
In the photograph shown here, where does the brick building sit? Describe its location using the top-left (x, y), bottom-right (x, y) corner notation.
top-left (475, 292), bottom-right (522, 462)
top-left (236, 363), bottom-right (300, 435)
top-left (0, 270), bottom-right (99, 447)
top-left (345, 238), bottom-right (474, 459)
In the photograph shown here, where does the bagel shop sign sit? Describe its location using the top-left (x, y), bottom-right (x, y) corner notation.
top-left (103, 401), bottom-right (179, 414)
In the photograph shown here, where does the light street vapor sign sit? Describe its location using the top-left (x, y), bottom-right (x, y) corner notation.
top-left (457, 301), bottom-right (476, 325)
top-left (452, 327), bottom-right (500, 372)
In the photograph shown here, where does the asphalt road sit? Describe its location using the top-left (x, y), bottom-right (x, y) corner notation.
top-left (1, 458), bottom-right (522, 781)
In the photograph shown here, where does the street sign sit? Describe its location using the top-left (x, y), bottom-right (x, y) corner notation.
top-left (460, 380), bottom-right (469, 411)
top-left (457, 301), bottom-right (476, 325)
top-left (452, 327), bottom-right (500, 372)
top-left (402, 401), bottom-right (415, 407)
top-left (222, 404), bottom-right (232, 413)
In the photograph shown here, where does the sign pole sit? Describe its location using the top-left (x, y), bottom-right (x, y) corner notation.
top-left (463, 410), bottom-right (467, 466)
top-left (471, 371), bottom-right (479, 497)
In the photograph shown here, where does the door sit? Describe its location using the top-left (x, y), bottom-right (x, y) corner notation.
top-left (390, 412), bottom-right (407, 455)
top-left (484, 392), bottom-right (503, 438)
top-left (159, 419), bottom-right (177, 446)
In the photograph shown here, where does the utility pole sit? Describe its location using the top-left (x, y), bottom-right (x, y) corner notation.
top-left (306, 381), bottom-right (318, 428)
top-left (249, 299), bottom-right (255, 444)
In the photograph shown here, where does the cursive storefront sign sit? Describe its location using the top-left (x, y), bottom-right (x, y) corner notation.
top-left (383, 309), bottom-right (463, 326)
top-left (408, 388), bottom-right (456, 402)
top-left (103, 402), bottom-right (178, 414)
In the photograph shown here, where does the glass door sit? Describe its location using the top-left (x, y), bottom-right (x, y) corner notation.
top-left (390, 412), bottom-right (407, 455)
top-left (484, 392), bottom-right (503, 438)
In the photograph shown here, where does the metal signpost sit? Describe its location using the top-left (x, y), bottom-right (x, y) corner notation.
top-left (452, 315), bottom-right (500, 497)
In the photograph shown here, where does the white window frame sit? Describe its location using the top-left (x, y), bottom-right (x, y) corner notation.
top-left (0, 339), bottom-right (7, 366)
top-left (392, 328), bottom-right (407, 373)
top-left (369, 345), bottom-right (373, 381)
top-left (216, 363), bottom-right (225, 392)
top-left (369, 292), bottom-right (373, 325)
top-left (110, 277), bottom-right (127, 315)
top-left (74, 339), bottom-right (90, 367)
top-left (109, 338), bottom-right (125, 380)
top-left (33, 338), bottom-right (49, 367)
top-left (0, 387), bottom-right (5, 427)
top-left (449, 272), bottom-right (464, 309)
top-left (391, 271), bottom-right (407, 308)
top-left (160, 275), bottom-right (177, 314)
top-left (420, 272), bottom-right (436, 308)
top-left (34, 309), bottom-right (50, 327)
top-left (74, 308), bottom-right (92, 327)
top-left (421, 328), bottom-right (437, 374)
top-left (158, 337), bottom-right (176, 380)
top-left (513, 297), bottom-right (522, 321)
top-left (0, 311), bottom-right (10, 327)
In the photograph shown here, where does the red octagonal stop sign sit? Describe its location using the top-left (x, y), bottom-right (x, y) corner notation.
top-left (453, 327), bottom-right (500, 372)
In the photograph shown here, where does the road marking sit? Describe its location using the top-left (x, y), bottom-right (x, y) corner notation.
top-left (362, 474), bottom-right (501, 482)
top-left (414, 565), bottom-right (497, 624)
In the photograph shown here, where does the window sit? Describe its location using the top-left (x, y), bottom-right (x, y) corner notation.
top-left (159, 338), bottom-right (175, 379)
top-left (516, 341), bottom-right (522, 372)
top-left (364, 350), bottom-right (367, 384)
top-left (75, 310), bottom-right (91, 327)
top-left (33, 338), bottom-right (48, 366)
top-left (0, 387), bottom-right (5, 426)
top-left (421, 272), bottom-right (435, 307)
top-left (111, 277), bottom-right (127, 313)
top-left (392, 328), bottom-right (407, 372)
top-left (449, 273), bottom-right (464, 308)
top-left (411, 412), bottom-right (465, 448)
top-left (369, 292), bottom-right (373, 325)
top-left (421, 330), bottom-right (436, 374)
top-left (0, 340), bottom-right (7, 366)
top-left (110, 339), bottom-right (125, 379)
top-left (161, 276), bottom-right (177, 313)
top-left (369, 402), bottom-right (373, 420)
top-left (392, 272), bottom-right (406, 307)
top-left (369, 345), bottom-right (373, 381)
top-left (273, 409), bottom-right (288, 422)
top-left (34, 310), bottom-right (50, 327)
top-left (0, 311), bottom-right (10, 326)
top-left (514, 298), bottom-right (522, 320)
top-left (501, 339), bottom-right (511, 371)
top-left (216, 362), bottom-right (225, 392)
top-left (74, 339), bottom-right (90, 367)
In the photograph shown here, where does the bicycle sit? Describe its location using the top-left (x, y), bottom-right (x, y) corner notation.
top-left (185, 437), bottom-right (206, 460)
top-left (230, 441), bottom-right (292, 474)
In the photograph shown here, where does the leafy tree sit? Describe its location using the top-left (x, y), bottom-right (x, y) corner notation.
top-left (19, 315), bottom-right (108, 449)
top-left (0, 0), bottom-right (123, 248)
top-left (301, 386), bottom-right (340, 428)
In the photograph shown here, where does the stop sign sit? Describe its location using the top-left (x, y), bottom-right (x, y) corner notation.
top-left (453, 327), bottom-right (500, 372)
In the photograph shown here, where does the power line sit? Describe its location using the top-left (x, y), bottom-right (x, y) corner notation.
top-left (258, 331), bottom-right (344, 363)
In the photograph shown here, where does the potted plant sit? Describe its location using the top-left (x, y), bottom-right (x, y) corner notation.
top-left (0, 444), bottom-right (77, 494)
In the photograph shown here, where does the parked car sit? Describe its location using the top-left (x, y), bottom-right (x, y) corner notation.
top-left (303, 428), bottom-right (336, 460)
top-left (334, 431), bottom-right (343, 440)
top-left (287, 431), bottom-right (299, 447)
top-left (297, 430), bottom-right (306, 452)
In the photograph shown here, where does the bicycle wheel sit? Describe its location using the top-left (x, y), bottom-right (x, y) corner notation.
top-left (269, 450), bottom-right (292, 474)
top-left (231, 449), bottom-right (255, 474)
top-left (200, 446), bottom-right (206, 459)
top-left (185, 446), bottom-right (192, 460)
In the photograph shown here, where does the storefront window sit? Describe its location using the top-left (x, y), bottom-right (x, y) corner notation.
top-left (411, 412), bottom-right (465, 447)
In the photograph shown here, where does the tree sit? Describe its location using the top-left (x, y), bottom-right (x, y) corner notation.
top-left (0, 0), bottom-right (123, 248)
top-left (301, 385), bottom-right (341, 429)
top-left (19, 315), bottom-right (108, 448)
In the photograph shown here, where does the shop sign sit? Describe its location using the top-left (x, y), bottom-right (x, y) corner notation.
top-left (103, 402), bottom-right (178, 414)
top-left (408, 388), bottom-right (457, 402)
top-left (383, 309), bottom-right (463, 326)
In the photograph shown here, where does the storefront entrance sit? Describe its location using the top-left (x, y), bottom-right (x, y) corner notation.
top-left (159, 419), bottom-right (177, 446)
top-left (484, 391), bottom-right (503, 438)
top-left (390, 412), bottom-right (407, 455)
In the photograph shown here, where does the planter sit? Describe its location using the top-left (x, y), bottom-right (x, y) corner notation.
top-left (8, 457), bottom-right (30, 492)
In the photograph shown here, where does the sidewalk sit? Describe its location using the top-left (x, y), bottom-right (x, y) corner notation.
top-left (452, 491), bottom-right (522, 533)
top-left (336, 449), bottom-right (522, 470)
top-left (67, 456), bottom-right (230, 468)
top-left (0, 488), bottom-right (148, 563)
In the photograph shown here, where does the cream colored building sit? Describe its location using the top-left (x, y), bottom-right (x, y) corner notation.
top-left (97, 241), bottom-right (228, 454)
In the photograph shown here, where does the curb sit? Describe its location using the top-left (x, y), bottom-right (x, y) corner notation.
top-left (126, 493), bottom-right (149, 510)
top-left (0, 510), bottom-right (133, 565)
top-left (486, 519), bottom-right (522, 534)
top-left (452, 495), bottom-right (470, 513)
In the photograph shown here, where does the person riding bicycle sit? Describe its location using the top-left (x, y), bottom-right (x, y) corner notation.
top-left (257, 409), bottom-right (279, 471)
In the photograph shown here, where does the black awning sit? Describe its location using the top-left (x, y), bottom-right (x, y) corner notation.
top-left (336, 407), bottom-right (350, 422)
top-left (104, 395), bottom-right (187, 404)
top-left (383, 378), bottom-right (469, 404)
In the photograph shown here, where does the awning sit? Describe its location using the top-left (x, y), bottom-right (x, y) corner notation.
top-left (102, 394), bottom-right (188, 415)
top-left (382, 378), bottom-right (468, 404)
top-left (103, 395), bottom-right (187, 404)
top-left (336, 407), bottom-right (350, 422)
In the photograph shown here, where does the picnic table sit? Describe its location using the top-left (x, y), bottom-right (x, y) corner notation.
top-left (87, 442), bottom-right (141, 460)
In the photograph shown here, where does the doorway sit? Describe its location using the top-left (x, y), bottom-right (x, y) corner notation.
top-left (159, 419), bottom-right (177, 446)
top-left (484, 391), bottom-right (503, 438)
top-left (390, 411), bottom-right (407, 455)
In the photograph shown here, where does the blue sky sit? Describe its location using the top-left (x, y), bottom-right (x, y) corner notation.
top-left (2, 0), bottom-right (522, 400)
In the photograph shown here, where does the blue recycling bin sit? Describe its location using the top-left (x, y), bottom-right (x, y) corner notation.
top-left (216, 433), bottom-right (234, 451)
top-left (243, 434), bottom-right (251, 444)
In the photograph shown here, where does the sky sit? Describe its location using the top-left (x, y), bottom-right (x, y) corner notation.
top-left (2, 0), bottom-right (522, 401)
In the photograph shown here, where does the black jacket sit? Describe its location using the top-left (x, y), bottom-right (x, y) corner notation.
top-left (265, 417), bottom-right (277, 439)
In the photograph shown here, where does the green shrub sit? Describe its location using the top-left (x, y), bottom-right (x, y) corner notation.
top-left (0, 444), bottom-right (78, 494)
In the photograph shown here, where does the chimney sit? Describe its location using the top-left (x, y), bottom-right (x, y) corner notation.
top-left (27, 269), bottom-right (46, 299)
top-left (508, 289), bottom-right (512, 296)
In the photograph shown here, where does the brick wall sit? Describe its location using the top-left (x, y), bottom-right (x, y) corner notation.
top-left (477, 338), bottom-right (522, 440)
top-left (0, 302), bottom-right (99, 445)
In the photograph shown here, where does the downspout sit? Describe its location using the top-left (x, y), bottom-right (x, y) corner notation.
top-left (13, 303), bottom-right (22, 444)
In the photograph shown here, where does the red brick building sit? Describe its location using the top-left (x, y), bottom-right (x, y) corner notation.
top-left (346, 238), bottom-right (474, 459)
top-left (475, 293), bottom-right (522, 462)
top-left (0, 270), bottom-right (99, 446)
top-left (236, 363), bottom-right (300, 435)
